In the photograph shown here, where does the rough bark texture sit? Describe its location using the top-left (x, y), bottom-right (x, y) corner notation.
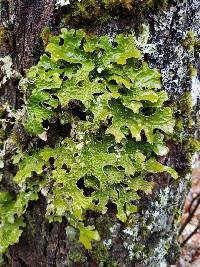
top-left (0, 0), bottom-right (200, 266)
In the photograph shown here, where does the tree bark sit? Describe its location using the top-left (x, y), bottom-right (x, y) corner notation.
top-left (0, 0), bottom-right (200, 266)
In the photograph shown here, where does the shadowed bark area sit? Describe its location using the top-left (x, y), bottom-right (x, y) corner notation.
top-left (10, 0), bottom-right (55, 70)
top-left (0, 0), bottom-right (200, 266)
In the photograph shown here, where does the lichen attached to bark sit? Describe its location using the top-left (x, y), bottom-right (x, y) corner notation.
top-left (0, 28), bottom-right (178, 253)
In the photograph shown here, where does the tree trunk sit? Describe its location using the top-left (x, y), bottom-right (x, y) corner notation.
top-left (0, 0), bottom-right (200, 266)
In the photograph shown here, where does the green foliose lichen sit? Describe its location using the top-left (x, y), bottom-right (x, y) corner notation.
top-left (0, 191), bottom-right (38, 253)
top-left (1, 28), bottom-right (177, 252)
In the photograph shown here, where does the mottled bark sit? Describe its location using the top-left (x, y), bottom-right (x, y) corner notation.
top-left (0, 0), bottom-right (200, 266)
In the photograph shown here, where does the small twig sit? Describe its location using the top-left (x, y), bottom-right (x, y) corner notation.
top-left (179, 195), bottom-right (200, 235)
top-left (189, 193), bottom-right (200, 215)
top-left (180, 224), bottom-right (200, 247)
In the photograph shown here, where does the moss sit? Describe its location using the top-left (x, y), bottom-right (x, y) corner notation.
top-left (180, 137), bottom-right (200, 168)
top-left (121, 217), bottom-right (151, 260)
top-left (171, 92), bottom-right (193, 141)
top-left (95, 215), bottom-right (115, 240)
top-left (164, 242), bottom-right (170, 252)
top-left (173, 207), bottom-right (182, 224)
top-left (165, 241), bottom-right (180, 265)
top-left (172, 117), bottom-right (183, 142)
top-left (182, 31), bottom-right (195, 51)
top-left (184, 138), bottom-right (200, 154)
top-left (124, 0), bottom-right (169, 10)
top-left (175, 117), bottom-right (183, 132)
top-left (66, 250), bottom-right (87, 266)
top-left (0, 25), bottom-right (11, 52)
top-left (40, 26), bottom-right (51, 47)
top-left (0, 108), bottom-right (6, 119)
top-left (90, 243), bottom-right (113, 266)
top-left (188, 64), bottom-right (197, 80)
top-left (63, 0), bottom-right (111, 27)
top-left (170, 92), bottom-right (194, 166)
top-left (186, 179), bottom-right (192, 192)
top-left (187, 117), bottom-right (193, 129)
top-left (194, 36), bottom-right (200, 52)
top-left (0, 26), bottom-right (6, 43)
top-left (179, 92), bottom-right (192, 116)
top-left (61, 0), bottom-right (169, 28)
top-left (0, 129), bottom-right (5, 140)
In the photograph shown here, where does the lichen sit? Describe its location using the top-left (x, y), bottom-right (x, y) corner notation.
top-left (55, 0), bottom-right (71, 7)
top-left (121, 184), bottom-right (185, 265)
top-left (0, 1), bottom-right (199, 265)
top-left (0, 56), bottom-right (18, 86)
top-left (0, 191), bottom-right (38, 253)
top-left (1, 28), bottom-right (177, 253)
